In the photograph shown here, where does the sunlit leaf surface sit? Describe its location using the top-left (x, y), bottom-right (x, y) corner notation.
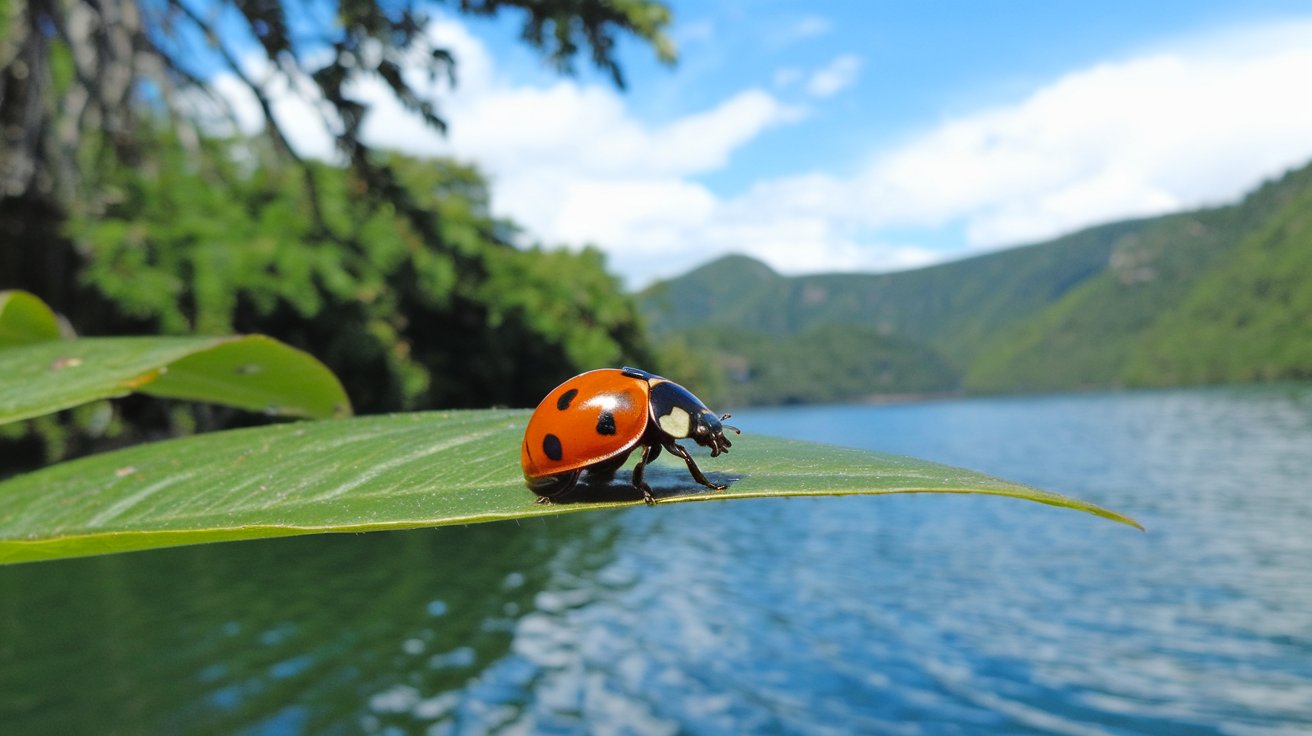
top-left (0, 290), bottom-right (62, 347)
top-left (0, 410), bottom-right (1142, 564)
top-left (0, 335), bottom-right (351, 425)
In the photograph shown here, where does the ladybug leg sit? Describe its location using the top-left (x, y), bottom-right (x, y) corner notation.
top-left (665, 441), bottom-right (727, 492)
top-left (632, 443), bottom-right (661, 505)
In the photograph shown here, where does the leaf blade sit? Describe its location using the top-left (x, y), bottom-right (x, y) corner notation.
top-left (0, 335), bottom-right (351, 425)
top-left (0, 290), bottom-right (62, 347)
top-left (0, 410), bottom-right (1141, 565)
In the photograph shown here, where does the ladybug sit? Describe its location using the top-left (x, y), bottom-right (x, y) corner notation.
top-left (521, 367), bottom-right (740, 505)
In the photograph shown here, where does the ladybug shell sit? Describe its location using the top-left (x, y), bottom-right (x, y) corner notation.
top-left (521, 369), bottom-right (651, 479)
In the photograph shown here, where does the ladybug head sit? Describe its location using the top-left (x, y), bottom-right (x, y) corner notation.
top-left (690, 410), bottom-right (741, 457)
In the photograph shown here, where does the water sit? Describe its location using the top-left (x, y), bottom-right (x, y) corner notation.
top-left (2, 385), bottom-right (1311, 734)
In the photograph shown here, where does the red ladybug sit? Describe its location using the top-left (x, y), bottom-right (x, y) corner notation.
top-left (521, 367), bottom-right (740, 504)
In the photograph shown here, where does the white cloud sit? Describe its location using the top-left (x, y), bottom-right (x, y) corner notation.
top-left (345, 18), bottom-right (810, 279)
top-left (216, 15), bottom-right (1312, 285)
top-left (792, 16), bottom-right (834, 40)
top-left (204, 17), bottom-right (798, 279)
top-left (805, 54), bottom-right (862, 98)
top-left (413, 82), bottom-right (799, 261)
top-left (203, 62), bottom-right (337, 161)
top-left (851, 25), bottom-right (1312, 246)
top-left (702, 17), bottom-right (1312, 273)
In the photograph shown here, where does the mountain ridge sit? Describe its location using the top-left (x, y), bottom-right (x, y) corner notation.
top-left (639, 160), bottom-right (1312, 405)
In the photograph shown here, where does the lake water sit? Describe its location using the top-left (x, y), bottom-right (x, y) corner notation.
top-left (2, 385), bottom-right (1311, 734)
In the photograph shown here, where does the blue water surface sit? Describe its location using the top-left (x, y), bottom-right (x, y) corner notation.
top-left (2, 385), bottom-right (1310, 734)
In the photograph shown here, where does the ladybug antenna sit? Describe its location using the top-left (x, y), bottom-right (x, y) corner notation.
top-left (720, 413), bottom-right (741, 435)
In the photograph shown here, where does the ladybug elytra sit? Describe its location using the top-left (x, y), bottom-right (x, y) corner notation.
top-left (521, 367), bottom-right (740, 504)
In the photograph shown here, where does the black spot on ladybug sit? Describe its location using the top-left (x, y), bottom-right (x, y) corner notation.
top-left (542, 433), bottom-right (563, 461)
top-left (556, 388), bottom-right (578, 411)
top-left (595, 411), bottom-right (616, 436)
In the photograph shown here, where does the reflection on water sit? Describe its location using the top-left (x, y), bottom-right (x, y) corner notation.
top-left (2, 385), bottom-right (1311, 733)
top-left (0, 522), bottom-right (595, 733)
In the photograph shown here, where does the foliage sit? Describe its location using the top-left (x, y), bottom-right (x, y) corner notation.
top-left (640, 229), bottom-right (1131, 349)
top-left (1, 130), bottom-right (654, 470)
top-left (1125, 165), bottom-right (1312, 384)
top-left (642, 160), bottom-right (1312, 402)
top-left (0, 289), bottom-right (61, 346)
top-left (963, 164), bottom-right (1312, 391)
top-left (0, 289), bottom-right (352, 476)
top-left (0, 332), bottom-right (351, 425)
top-left (667, 324), bottom-right (958, 407)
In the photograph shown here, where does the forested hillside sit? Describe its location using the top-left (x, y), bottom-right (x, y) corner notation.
top-left (642, 161), bottom-right (1312, 405)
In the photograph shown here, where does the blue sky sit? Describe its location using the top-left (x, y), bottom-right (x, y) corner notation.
top-left (222, 1), bottom-right (1312, 285)
top-left (618, 1), bottom-right (1307, 187)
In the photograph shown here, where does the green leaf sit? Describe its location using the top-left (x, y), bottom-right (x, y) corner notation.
top-left (0, 290), bottom-right (62, 347)
top-left (0, 410), bottom-right (1142, 565)
top-left (0, 335), bottom-right (351, 426)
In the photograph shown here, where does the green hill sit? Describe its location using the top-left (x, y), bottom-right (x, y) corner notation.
top-left (1128, 167), bottom-right (1312, 385)
top-left (640, 161), bottom-right (1312, 405)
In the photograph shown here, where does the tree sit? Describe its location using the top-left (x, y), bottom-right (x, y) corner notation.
top-left (1, 0), bottom-right (674, 208)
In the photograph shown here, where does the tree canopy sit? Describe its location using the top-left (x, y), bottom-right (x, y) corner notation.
top-left (1, 0), bottom-right (674, 206)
